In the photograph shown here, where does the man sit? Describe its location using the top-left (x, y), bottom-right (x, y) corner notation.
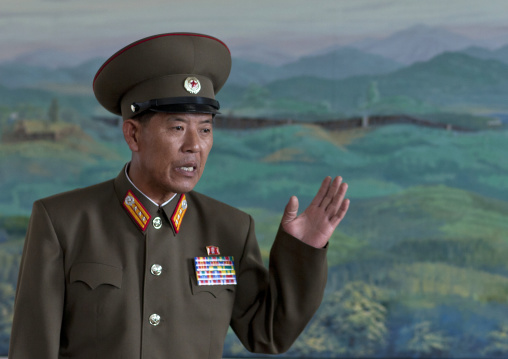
top-left (9, 33), bottom-right (349, 358)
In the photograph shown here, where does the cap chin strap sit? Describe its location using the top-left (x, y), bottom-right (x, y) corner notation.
top-left (131, 96), bottom-right (220, 114)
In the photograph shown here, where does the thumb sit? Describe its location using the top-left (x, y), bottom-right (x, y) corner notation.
top-left (281, 195), bottom-right (299, 226)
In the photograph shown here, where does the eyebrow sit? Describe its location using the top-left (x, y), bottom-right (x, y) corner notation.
top-left (167, 117), bottom-right (213, 125)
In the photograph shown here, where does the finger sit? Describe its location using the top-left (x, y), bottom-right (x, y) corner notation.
top-left (281, 195), bottom-right (299, 226)
top-left (325, 181), bottom-right (348, 215)
top-left (309, 176), bottom-right (332, 207)
top-left (319, 176), bottom-right (342, 209)
top-left (330, 198), bottom-right (350, 227)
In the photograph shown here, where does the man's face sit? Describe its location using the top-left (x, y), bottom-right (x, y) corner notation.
top-left (129, 112), bottom-right (213, 200)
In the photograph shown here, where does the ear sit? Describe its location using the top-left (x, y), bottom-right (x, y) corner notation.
top-left (123, 119), bottom-right (141, 152)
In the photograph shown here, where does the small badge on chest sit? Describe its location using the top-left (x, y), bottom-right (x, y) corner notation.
top-left (206, 245), bottom-right (220, 255)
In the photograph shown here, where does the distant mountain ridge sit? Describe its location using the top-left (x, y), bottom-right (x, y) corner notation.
top-left (1, 47), bottom-right (402, 89)
top-left (5, 24), bottom-right (504, 69)
top-left (460, 44), bottom-right (508, 64)
top-left (280, 47), bottom-right (402, 79)
top-left (11, 49), bottom-right (94, 69)
top-left (350, 24), bottom-right (480, 65)
top-left (262, 51), bottom-right (508, 113)
top-left (227, 47), bottom-right (402, 86)
top-left (4, 42), bottom-right (508, 116)
top-left (0, 57), bottom-right (104, 89)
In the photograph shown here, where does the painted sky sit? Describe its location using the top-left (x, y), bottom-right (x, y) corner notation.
top-left (3, 0), bottom-right (508, 65)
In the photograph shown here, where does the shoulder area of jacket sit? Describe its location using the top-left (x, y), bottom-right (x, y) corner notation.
top-left (188, 190), bottom-right (252, 221)
top-left (35, 179), bottom-right (115, 211)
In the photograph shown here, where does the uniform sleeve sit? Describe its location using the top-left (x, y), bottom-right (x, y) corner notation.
top-left (230, 216), bottom-right (328, 354)
top-left (9, 200), bottom-right (65, 359)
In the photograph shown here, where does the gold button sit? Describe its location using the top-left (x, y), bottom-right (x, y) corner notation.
top-left (149, 314), bottom-right (161, 326)
top-left (151, 264), bottom-right (162, 276)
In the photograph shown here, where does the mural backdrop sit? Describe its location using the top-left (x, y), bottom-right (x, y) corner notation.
top-left (1, 1), bottom-right (508, 357)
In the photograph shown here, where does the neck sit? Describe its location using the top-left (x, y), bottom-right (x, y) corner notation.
top-left (127, 162), bottom-right (176, 206)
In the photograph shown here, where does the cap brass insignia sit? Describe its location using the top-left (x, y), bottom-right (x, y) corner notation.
top-left (184, 77), bottom-right (201, 94)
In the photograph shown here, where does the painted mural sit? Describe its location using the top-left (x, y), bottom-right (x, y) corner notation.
top-left (1, 1), bottom-right (508, 357)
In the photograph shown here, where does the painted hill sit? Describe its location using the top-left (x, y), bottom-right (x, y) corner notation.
top-left (227, 58), bottom-right (282, 86)
top-left (3, 49), bottom-right (508, 117)
top-left (279, 47), bottom-right (402, 79)
top-left (460, 44), bottom-right (508, 64)
top-left (262, 52), bottom-right (508, 113)
top-left (353, 24), bottom-right (478, 64)
top-left (0, 49), bottom-right (401, 90)
top-left (0, 57), bottom-right (103, 89)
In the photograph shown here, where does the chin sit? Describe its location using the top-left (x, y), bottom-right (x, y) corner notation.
top-left (169, 181), bottom-right (198, 194)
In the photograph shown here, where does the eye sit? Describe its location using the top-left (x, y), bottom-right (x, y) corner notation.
top-left (175, 125), bottom-right (184, 131)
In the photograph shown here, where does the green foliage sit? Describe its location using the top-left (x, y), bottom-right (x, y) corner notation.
top-left (291, 282), bottom-right (388, 357)
top-left (47, 98), bottom-right (60, 123)
top-left (233, 83), bottom-right (333, 119)
top-left (361, 80), bottom-right (381, 113)
top-left (366, 95), bottom-right (440, 115)
top-left (240, 84), bottom-right (270, 108)
top-left (0, 121), bottom-right (128, 215)
top-left (483, 324), bottom-right (508, 357)
top-left (390, 237), bottom-right (508, 271)
top-left (367, 81), bottom-right (380, 106)
top-left (0, 282), bottom-right (15, 352)
top-left (0, 243), bottom-right (22, 353)
top-left (2, 106), bottom-right (508, 357)
top-left (0, 217), bottom-right (29, 238)
top-left (396, 321), bottom-right (451, 358)
top-left (423, 112), bottom-right (495, 130)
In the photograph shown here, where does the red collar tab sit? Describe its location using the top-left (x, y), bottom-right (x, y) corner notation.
top-left (123, 190), bottom-right (151, 231)
top-left (171, 194), bottom-right (188, 234)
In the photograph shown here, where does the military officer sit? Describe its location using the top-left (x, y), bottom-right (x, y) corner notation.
top-left (9, 33), bottom-right (349, 359)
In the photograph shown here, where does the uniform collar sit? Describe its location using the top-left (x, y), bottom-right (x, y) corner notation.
top-left (114, 163), bottom-right (185, 234)
top-left (123, 163), bottom-right (177, 207)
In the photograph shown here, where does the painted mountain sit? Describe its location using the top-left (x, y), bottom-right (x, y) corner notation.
top-left (1, 24), bottom-right (508, 358)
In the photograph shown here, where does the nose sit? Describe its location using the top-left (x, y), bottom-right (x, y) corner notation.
top-left (182, 129), bottom-right (200, 153)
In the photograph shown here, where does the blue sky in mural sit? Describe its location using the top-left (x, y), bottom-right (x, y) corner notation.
top-left (3, 0), bottom-right (508, 66)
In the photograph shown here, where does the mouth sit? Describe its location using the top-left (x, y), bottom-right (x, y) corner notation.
top-left (175, 162), bottom-right (198, 176)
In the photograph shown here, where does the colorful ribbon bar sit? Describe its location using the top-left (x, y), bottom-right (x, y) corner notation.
top-left (194, 256), bottom-right (237, 286)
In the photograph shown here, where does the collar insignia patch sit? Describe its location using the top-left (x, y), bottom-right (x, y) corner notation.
top-left (194, 256), bottom-right (237, 286)
top-left (206, 246), bottom-right (220, 255)
top-left (123, 190), bottom-right (151, 231)
top-left (171, 194), bottom-right (188, 234)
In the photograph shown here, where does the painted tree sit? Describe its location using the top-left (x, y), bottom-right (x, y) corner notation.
top-left (396, 321), bottom-right (451, 358)
top-left (241, 84), bottom-right (270, 108)
top-left (0, 282), bottom-right (15, 352)
top-left (48, 98), bottom-right (60, 123)
top-left (366, 80), bottom-right (381, 108)
top-left (483, 324), bottom-right (508, 357)
top-left (292, 281), bottom-right (388, 357)
top-left (334, 281), bottom-right (388, 356)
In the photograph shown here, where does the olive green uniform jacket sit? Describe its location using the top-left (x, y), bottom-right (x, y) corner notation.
top-left (9, 167), bottom-right (328, 359)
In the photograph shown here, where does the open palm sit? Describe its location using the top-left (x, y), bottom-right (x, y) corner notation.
top-left (281, 176), bottom-right (349, 248)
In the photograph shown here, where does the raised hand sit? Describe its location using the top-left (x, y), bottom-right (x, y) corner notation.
top-left (280, 176), bottom-right (349, 248)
